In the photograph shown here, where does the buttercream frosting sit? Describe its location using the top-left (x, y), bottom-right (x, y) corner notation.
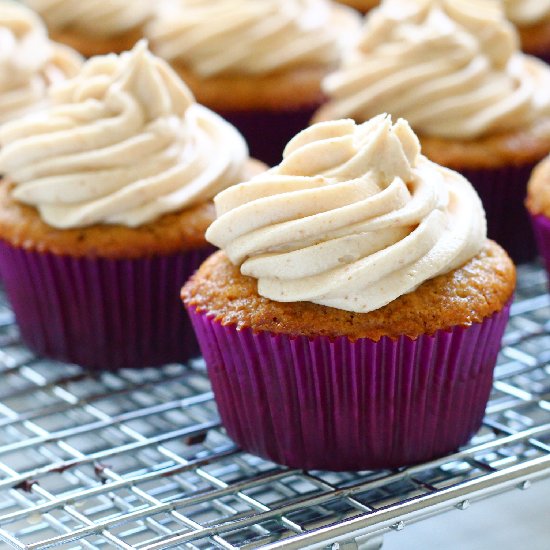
top-left (0, 1), bottom-right (80, 125)
top-left (319, 0), bottom-right (550, 139)
top-left (22, 0), bottom-right (153, 37)
top-left (0, 41), bottom-right (248, 229)
top-left (206, 115), bottom-right (486, 313)
top-left (503, 0), bottom-right (550, 26)
top-left (146, 0), bottom-right (361, 78)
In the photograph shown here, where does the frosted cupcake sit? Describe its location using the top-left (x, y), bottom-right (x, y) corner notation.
top-left (21, 0), bottom-right (153, 56)
top-left (315, 0), bottom-right (550, 263)
top-left (504, 1), bottom-right (550, 64)
top-left (526, 155), bottom-right (550, 276)
top-left (0, 1), bottom-right (80, 126)
top-left (182, 115), bottom-right (515, 471)
top-left (146, 0), bottom-right (361, 165)
top-left (0, 42), bottom-right (261, 371)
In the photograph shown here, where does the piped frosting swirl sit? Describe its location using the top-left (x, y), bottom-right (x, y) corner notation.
top-left (206, 115), bottom-right (486, 313)
top-left (0, 41), bottom-right (248, 229)
top-left (503, 0), bottom-right (550, 26)
top-left (0, 1), bottom-right (80, 125)
top-left (319, 0), bottom-right (550, 139)
top-left (22, 0), bottom-right (153, 36)
top-left (146, 0), bottom-right (360, 77)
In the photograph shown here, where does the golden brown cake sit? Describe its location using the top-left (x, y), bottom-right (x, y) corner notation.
top-left (334, 0), bottom-right (379, 13)
top-left (420, 119), bottom-right (550, 170)
top-left (519, 21), bottom-right (550, 61)
top-left (173, 64), bottom-right (327, 114)
top-left (0, 160), bottom-right (264, 259)
top-left (183, 242), bottom-right (515, 342)
top-left (49, 25), bottom-right (144, 57)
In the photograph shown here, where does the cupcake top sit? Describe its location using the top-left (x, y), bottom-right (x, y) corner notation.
top-left (317, 0), bottom-right (550, 139)
top-left (206, 115), bottom-right (486, 313)
top-left (503, 0), bottom-right (550, 26)
top-left (22, 0), bottom-right (153, 37)
top-left (0, 41), bottom-right (249, 229)
top-left (146, 0), bottom-right (361, 78)
top-left (0, 1), bottom-right (80, 125)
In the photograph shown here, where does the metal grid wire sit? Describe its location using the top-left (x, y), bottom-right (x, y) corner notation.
top-left (0, 262), bottom-right (548, 550)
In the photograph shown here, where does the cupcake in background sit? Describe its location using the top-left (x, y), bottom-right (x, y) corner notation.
top-left (182, 114), bottom-right (515, 471)
top-left (21, 0), bottom-right (153, 56)
top-left (503, 0), bottom-right (550, 64)
top-left (0, 1), bottom-right (80, 126)
top-left (146, 0), bottom-right (361, 165)
top-left (315, 0), bottom-right (550, 263)
top-left (334, 0), bottom-right (379, 13)
top-left (526, 155), bottom-right (550, 276)
top-left (0, 41), bottom-right (262, 371)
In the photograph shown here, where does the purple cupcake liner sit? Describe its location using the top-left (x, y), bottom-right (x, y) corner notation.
top-left (535, 53), bottom-right (550, 66)
top-left (530, 213), bottom-right (550, 276)
top-left (186, 304), bottom-right (511, 471)
top-left (522, 48), bottom-right (550, 66)
top-left (457, 164), bottom-right (538, 264)
top-left (0, 240), bottom-right (213, 371)
top-left (220, 104), bottom-right (322, 167)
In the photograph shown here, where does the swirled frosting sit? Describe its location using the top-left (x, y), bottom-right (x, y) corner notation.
top-left (206, 115), bottom-right (486, 313)
top-left (22, 0), bottom-right (153, 37)
top-left (319, 0), bottom-right (550, 140)
top-left (0, 1), bottom-right (80, 125)
top-left (503, 0), bottom-right (550, 26)
top-left (0, 41), bottom-right (248, 229)
top-left (146, 0), bottom-right (360, 77)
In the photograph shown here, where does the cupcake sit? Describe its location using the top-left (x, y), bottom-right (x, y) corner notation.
top-left (0, 1), bottom-right (80, 126)
top-left (314, 0), bottom-right (550, 263)
top-left (334, 0), bottom-right (379, 13)
top-left (503, 0), bottom-right (550, 64)
top-left (182, 114), bottom-right (516, 471)
top-left (0, 41), bottom-right (262, 371)
top-left (146, 0), bottom-right (361, 166)
top-left (21, 0), bottom-right (153, 56)
top-left (526, 155), bottom-right (550, 275)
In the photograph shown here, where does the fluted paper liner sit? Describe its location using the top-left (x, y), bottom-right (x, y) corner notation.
top-left (530, 213), bottom-right (550, 276)
top-left (0, 240), bottom-right (212, 370)
top-left (458, 164), bottom-right (537, 264)
top-left (187, 304), bottom-right (511, 471)
top-left (221, 103), bottom-right (321, 167)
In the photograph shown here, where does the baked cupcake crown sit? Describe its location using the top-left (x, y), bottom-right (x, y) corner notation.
top-left (0, 41), bottom-right (248, 229)
top-left (146, 0), bottom-right (361, 77)
top-left (318, 0), bottom-right (550, 139)
top-left (0, 0), bottom-right (80, 124)
top-left (206, 114), bottom-right (487, 313)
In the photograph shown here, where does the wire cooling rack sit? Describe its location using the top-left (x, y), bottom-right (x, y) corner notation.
top-left (0, 263), bottom-right (549, 550)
